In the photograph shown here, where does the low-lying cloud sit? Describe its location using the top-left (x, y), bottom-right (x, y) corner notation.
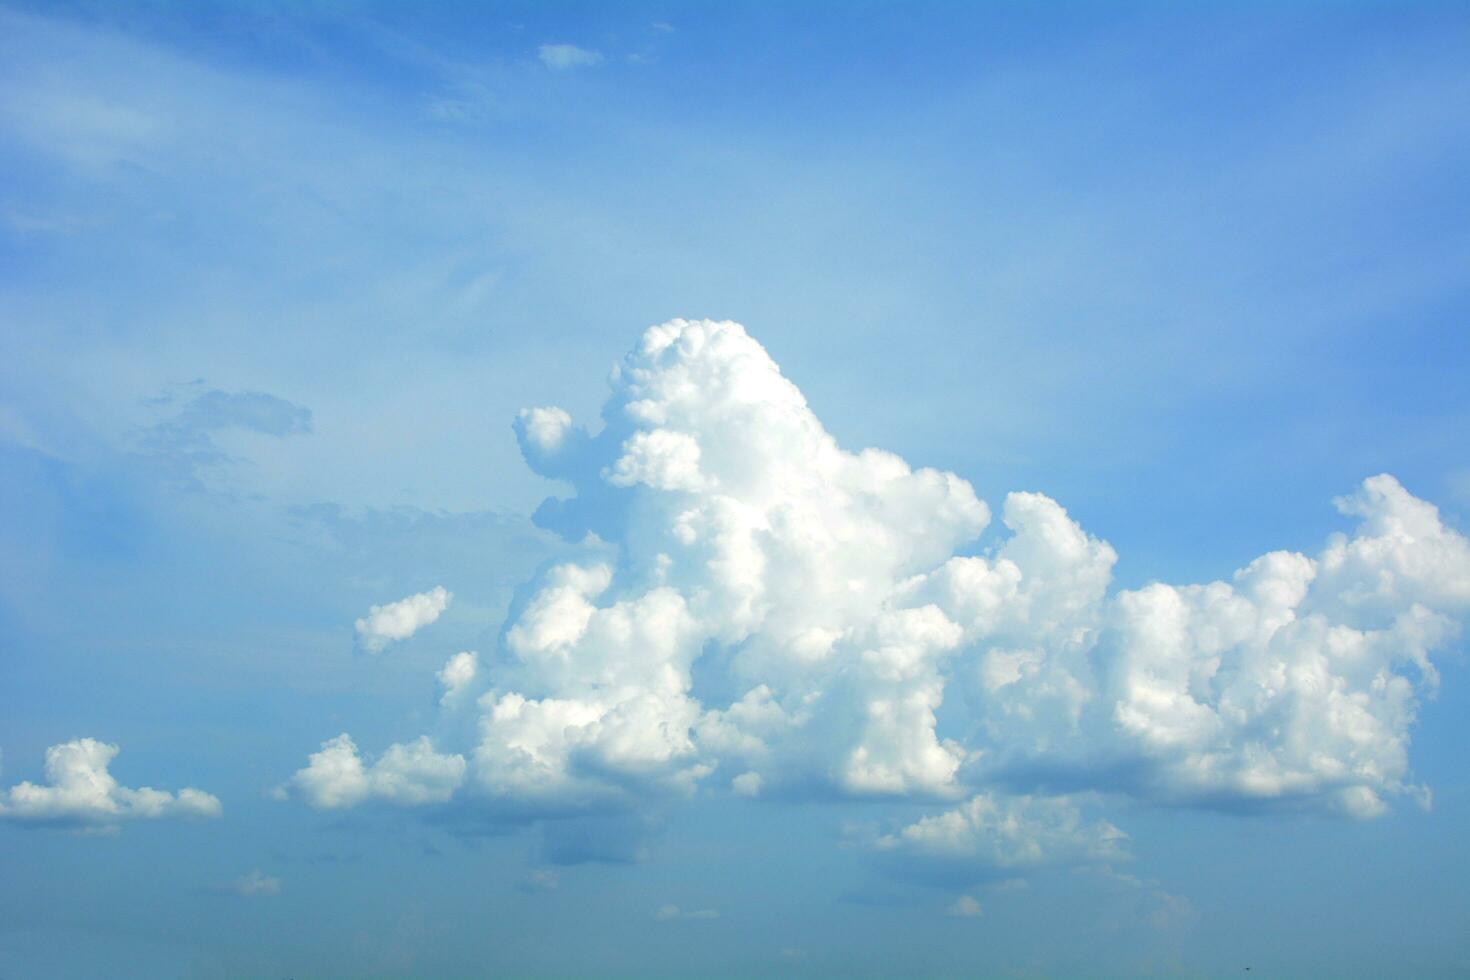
top-left (0, 738), bottom-right (221, 829)
top-left (288, 319), bottom-right (1470, 875)
top-left (354, 585), bottom-right (451, 653)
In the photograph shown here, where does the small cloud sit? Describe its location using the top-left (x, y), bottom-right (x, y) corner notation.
top-left (872, 792), bottom-right (1129, 886)
top-left (0, 738), bottom-right (221, 830)
top-left (354, 586), bottom-right (451, 653)
top-left (232, 869), bottom-right (282, 897)
top-left (732, 771), bottom-right (762, 797)
top-left (437, 651), bottom-right (478, 703)
top-left (519, 868), bottom-right (560, 892)
top-left (946, 895), bottom-right (984, 918)
top-left (990, 877), bottom-right (1030, 892)
top-left (284, 733), bottom-right (465, 810)
top-left (538, 43), bottom-right (603, 71)
top-left (654, 904), bottom-right (719, 921)
top-left (651, 21), bottom-right (674, 33)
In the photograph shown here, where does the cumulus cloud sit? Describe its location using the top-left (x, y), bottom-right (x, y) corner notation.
top-left (354, 586), bottom-right (451, 652)
top-left (538, 44), bottom-right (603, 71)
top-left (291, 319), bottom-right (1470, 874)
top-left (515, 407), bottom-right (575, 455)
top-left (873, 793), bottom-right (1128, 885)
top-left (0, 738), bottom-right (221, 829)
top-left (287, 734), bottom-right (465, 809)
top-left (437, 651), bottom-right (478, 703)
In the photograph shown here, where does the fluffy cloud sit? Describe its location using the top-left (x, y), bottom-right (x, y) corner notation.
top-left (292, 320), bottom-right (1470, 869)
top-left (537, 43), bottom-right (603, 71)
top-left (873, 793), bottom-right (1128, 882)
top-left (354, 586), bottom-right (451, 652)
top-left (288, 734), bottom-right (465, 809)
top-left (0, 738), bottom-right (221, 829)
top-left (437, 651), bottom-right (479, 704)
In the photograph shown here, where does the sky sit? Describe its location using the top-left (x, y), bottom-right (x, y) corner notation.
top-left (2, 2), bottom-right (1469, 977)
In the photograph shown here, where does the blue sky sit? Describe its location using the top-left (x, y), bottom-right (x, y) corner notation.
top-left (2, 2), bottom-right (1469, 977)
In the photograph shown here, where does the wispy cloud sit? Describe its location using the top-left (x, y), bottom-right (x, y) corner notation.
top-left (537, 43), bottom-right (603, 71)
top-left (654, 904), bottom-right (719, 921)
top-left (946, 895), bottom-right (983, 918)
top-left (231, 869), bottom-right (282, 897)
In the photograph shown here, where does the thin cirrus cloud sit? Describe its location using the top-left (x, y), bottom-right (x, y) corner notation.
top-left (138, 386), bottom-right (313, 488)
top-left (353, 585), bottom-right (451, 652)
top-left (285, 319), bottom-right (1470, 878)
top-left (0, 738), bottom-right (221, 830)
top-left (537, 43), bottom-right (603, 72)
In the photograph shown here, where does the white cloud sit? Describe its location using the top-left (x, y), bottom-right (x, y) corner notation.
top-left (232, 869), bottom-right (282, 896)
top-left (437, 651), bottom-right (478, 703)
top-left (288, 733), bottom-right (465, 809)
top-left (0, 738), bottom-right (221, 829)
top-left (292, 320), bottom-right (1470, 875)
top-left (354, 586), bottom-right (451, 652)
top-left (876, 793), bottom-right (1129, 874)
top-left (538, 44), bottom-right (603, 71)
top-left (731, 771), bottom-right (762, 797)
top-left (515, 406), bottom-right (574, 455)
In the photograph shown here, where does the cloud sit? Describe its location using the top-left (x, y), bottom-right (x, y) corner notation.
top-left (1081, 866), bottom-right (1199, 933)
top-left (354, 586), bottom-right (451, 652)
top-left (515, 407), bottom-right (574, 455)
top-left (289, 320), bottom-right (1470, 875)
top-left (0, 738), bottom-right (221, 829)
top-left (946, 895), bottom-right (983, 918)
top-left (231, 869), bottom-right (282, 896)
top-left (654, 904), bottom-right (719, 921)
top-left (137, 386), bottom-right (313, 489)
top-left (537, 44), bottom-right (603, 72)
top-left (162, 388), bottom-right (313, 439)
top-left (437, 651), bottom-right (478, 703)
top-left (287, 734), bottom-right (465, 809)
top-left (873, 793), bottom-right (1129, 885)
